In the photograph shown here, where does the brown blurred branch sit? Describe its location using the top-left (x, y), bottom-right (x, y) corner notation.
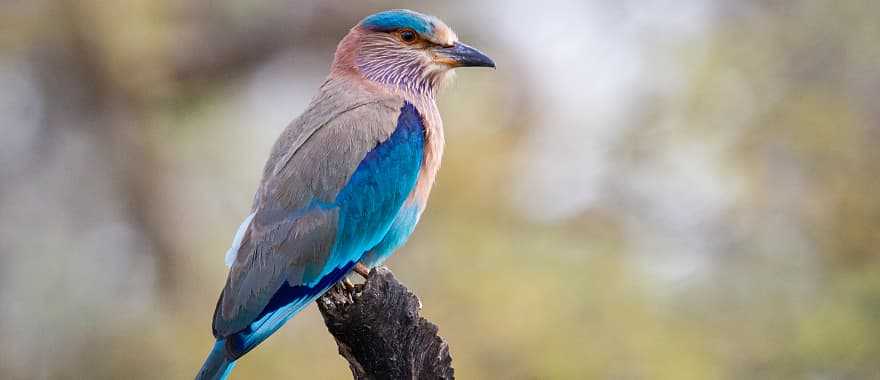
top-left (316, 267), bottom-right (454, 380)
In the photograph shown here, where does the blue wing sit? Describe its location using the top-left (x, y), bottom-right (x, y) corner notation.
top-left (359, 205), bottom-right (422, 268)
top-left (215, 101), bottom-right (425, 358)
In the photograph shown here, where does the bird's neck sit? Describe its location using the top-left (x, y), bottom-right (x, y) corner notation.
top-left (319, 74), bottom-right (445, 207)
top-left (406, 95), bottom-right (445, 207)
top-left (330, 29), bottom-right (447, 101)
top-left (349, 68), bottom-right (444, 102)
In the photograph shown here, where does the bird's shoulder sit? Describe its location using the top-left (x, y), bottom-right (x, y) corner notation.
top-left (265, 80), bottom-right (401, 166)
top-left (256, 78), bottom-right (412, 211)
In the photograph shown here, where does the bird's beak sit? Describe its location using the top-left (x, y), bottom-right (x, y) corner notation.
top-left (435, 42), bottom-right (496, 68)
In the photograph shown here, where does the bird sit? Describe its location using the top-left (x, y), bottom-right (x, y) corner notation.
top-left (196, 9), bottom-right (494, 380)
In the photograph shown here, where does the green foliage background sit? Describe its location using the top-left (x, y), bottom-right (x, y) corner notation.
top-left (1, 1), bottom-right (878, 379)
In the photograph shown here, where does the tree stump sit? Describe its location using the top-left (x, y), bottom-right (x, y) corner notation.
top-left (316, 267), bottom-right (454, 380)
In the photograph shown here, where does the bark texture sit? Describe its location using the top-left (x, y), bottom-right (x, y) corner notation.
top-left (316, 267), bottom-right (454, 380)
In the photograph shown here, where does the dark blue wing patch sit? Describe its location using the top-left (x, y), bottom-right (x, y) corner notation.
top-left (225, 264), bottom-right (354, 358)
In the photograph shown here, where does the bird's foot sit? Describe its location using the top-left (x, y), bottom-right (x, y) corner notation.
top-left (354, 263), bottom-right (370, 279)
top-left (342, 278), bottom-right (356, 291)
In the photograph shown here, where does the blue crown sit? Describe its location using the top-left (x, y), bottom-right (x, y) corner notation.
top-left (360, 9), bottom-right (435, 35)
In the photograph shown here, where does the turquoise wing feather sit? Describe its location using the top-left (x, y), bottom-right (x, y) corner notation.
top-left (210, 79), bottom-right (425, 359)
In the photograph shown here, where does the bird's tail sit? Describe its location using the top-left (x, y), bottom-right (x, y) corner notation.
top-left (196, 340), bottom-right (236, 380)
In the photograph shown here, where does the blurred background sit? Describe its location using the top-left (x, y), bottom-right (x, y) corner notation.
top-left (2, 0), bottom-right (879, 379)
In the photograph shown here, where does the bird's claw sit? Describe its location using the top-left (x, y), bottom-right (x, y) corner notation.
top-left (342, 278), bottom-right (355, 291)
top-left (354, 263), bottom-right (370, 279)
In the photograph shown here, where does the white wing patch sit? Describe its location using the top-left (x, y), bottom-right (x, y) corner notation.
top-left (225, 212), bottom-right (255, 267)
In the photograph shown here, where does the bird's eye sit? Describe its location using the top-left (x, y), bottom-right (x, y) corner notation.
top-left (399, 30), bottom-right (418, 43)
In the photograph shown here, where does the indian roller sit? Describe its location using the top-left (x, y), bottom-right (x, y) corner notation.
top-left (196, 9), bottom-right (494, 380)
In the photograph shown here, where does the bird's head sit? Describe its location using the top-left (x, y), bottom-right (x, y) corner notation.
top-left (331, 9), bottom-right (495, 96)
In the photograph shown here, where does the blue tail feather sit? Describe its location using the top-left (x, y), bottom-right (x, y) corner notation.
top-left (196, 340), bottom-right (236, 380)
top-left (226, 263), bottom-right (357, 358)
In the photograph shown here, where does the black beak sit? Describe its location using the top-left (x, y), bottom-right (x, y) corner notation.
top-left (437, 42), bottom-right (496, 68)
